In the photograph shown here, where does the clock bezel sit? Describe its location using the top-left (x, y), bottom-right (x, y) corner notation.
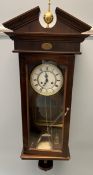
top-left (30, 63), bottom-right (64, 96)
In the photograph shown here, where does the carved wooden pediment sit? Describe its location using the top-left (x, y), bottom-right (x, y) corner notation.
top-left (3, 6), bottom-right (91, 33)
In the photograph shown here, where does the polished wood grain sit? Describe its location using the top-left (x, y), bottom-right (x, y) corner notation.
top-left (6, 32), bottom-right (89, 53)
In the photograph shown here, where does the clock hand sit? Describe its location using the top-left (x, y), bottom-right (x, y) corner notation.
top-left (42, 72), bottom-right (48, 86)
top-left (45, 72), bottom-right (48, 79)
top-left (43, 78), bottom-right (48, 86)
top-left (40, 78), bottom-right (48, 91)
top-left (40, 73), bottom-right (49, 92)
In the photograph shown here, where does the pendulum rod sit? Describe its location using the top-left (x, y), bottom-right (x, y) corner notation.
top-left (45, 96), bottom-right (49, 134)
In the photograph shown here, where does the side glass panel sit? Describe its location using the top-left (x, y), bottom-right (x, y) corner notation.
top-left (28, 61), bottom-right (67, 152)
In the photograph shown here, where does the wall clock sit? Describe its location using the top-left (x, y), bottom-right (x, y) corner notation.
top-left (2, 1), bottom-right (91, 171)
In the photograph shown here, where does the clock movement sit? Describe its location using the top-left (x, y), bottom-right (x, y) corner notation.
top-left (2, 1), bottom-right (91, 171)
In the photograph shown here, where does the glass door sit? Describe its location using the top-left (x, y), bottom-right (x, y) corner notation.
top-left (28, 61), bottom-right (67, 152)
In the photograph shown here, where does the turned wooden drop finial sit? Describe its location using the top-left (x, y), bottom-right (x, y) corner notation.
top-left (38, 160), bottom-right (53, 171)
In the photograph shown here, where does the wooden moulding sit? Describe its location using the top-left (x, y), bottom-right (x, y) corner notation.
top-left (21, 149), bottom-right (70, 160)
top-left (5, 32), bottom-right (89, 54)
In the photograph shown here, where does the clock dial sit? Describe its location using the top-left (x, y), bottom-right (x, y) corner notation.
top-left (30, 64), bottom-right (63, 96)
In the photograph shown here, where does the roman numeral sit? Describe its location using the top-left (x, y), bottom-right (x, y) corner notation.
top-left (39, 88), bottom-right (43, 92)
top-left (35, 84), bottom-right (38, 86)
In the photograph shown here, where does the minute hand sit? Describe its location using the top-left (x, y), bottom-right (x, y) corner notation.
top-left (43, 73), bottom-right (48, 86)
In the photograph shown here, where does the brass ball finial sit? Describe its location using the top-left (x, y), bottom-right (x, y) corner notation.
top-left (44, 11), bottom-right (53, 25)
top-left (43, 0), bottom-right (54, 28)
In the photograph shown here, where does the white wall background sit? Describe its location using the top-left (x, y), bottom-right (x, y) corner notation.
top-left (0, 0), bottom-right (93, 175)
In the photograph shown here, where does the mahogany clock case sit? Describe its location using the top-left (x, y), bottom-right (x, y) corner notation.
top-left (3, 6), bottom-right (91, 161)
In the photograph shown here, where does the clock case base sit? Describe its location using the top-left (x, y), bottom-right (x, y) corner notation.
top-left (21, 146), bottom-right (70, 160)
top-left (21, 147), bottom-right (70, 171)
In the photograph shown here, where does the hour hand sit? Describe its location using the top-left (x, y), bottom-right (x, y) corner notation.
top-left (45, 72), bottom-right (48, 79)
top-left (43, 79), bottom-right (48, 86)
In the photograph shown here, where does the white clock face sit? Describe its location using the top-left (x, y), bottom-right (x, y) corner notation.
top-left (30, 64), bottom-right (63, 96)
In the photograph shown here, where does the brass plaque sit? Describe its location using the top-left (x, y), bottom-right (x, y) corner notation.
top-left (41, 43), bottom-right (53, 50)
